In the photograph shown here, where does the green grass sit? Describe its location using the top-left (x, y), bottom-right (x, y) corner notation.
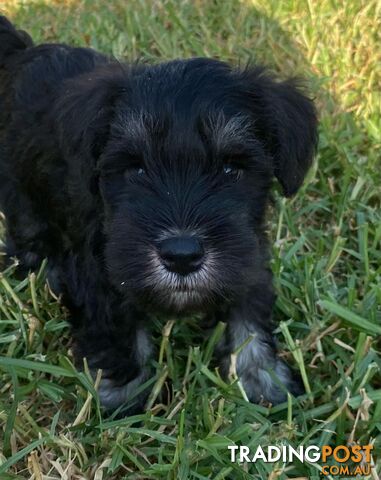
top-left (0, 0), bottom-right (380, 478)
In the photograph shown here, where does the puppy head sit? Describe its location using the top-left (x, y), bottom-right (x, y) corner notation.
top-left (58, 58), bottom-right (317, 313)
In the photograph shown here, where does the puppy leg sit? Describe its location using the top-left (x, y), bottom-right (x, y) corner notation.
top-left (218, 291), bottom-right (303, 404)
top-left (96, 329), bottom-right (153, 412)
top-left (60, 256), bottom-right (153, 413)
top-left (73, 318), bottom-right (153, 412)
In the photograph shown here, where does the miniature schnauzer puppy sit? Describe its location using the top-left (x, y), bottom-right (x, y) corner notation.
top-left (0, 16), bottom-right (317, 411)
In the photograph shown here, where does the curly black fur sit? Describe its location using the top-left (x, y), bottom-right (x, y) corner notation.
top-left (0, 16), bottom-right (317, 412)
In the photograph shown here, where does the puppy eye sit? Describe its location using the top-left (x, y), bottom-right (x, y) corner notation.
top-left (223, 164), bottom-right (242, 178)
top-left (124, 166), bottom-right (146, 179)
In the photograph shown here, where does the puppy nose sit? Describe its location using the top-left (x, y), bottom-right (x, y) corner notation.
top-left (159, 236), bottom-right (204, 275)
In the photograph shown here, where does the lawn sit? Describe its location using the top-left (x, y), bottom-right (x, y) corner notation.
top-left (0, 0), bottom-right (380, 478)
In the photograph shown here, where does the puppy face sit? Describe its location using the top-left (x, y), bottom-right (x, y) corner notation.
top-left (100, 113), bottom-right (269, 312)
top-left (58, 59), bottom-right (317, 313)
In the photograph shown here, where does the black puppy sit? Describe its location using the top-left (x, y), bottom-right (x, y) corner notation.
top-left (0, 16), bottom-right (317, 411)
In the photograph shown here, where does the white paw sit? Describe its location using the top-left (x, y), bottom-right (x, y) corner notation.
top-left (98, 369), bottom-right (150, 410)
top-left (239, 359), bottom-right (302, 405)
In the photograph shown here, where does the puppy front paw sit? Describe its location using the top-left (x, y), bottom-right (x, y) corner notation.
top-left (75, 327), bottom-right (153, 414)
top-left (239, 358), bottom-right (304, 405)
top-left (97, 369), bottom-right (152, 413)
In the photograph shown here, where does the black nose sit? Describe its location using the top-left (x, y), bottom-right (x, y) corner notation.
top-left (159, 236), bottom-right (204, 275)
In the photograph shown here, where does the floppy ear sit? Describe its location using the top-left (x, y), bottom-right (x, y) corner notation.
top-left (48, 66), bottom-right (131, 221)
top-left (236, 68), bottom-right (318, 196)
top-left (54, 65), bottom-right (127, 160)
top-left (52, 65), bottom-right (129, 202)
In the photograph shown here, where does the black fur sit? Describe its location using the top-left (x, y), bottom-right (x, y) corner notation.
top-left (0, 16), bottom-right (317, 412)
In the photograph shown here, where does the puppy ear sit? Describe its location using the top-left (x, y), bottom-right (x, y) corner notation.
top-left (237, 68), bottom-right (318, 196)
top-left (52, 65), bottom-right (128, 208)
top-left (54, 65), bottom-right (127, 160)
